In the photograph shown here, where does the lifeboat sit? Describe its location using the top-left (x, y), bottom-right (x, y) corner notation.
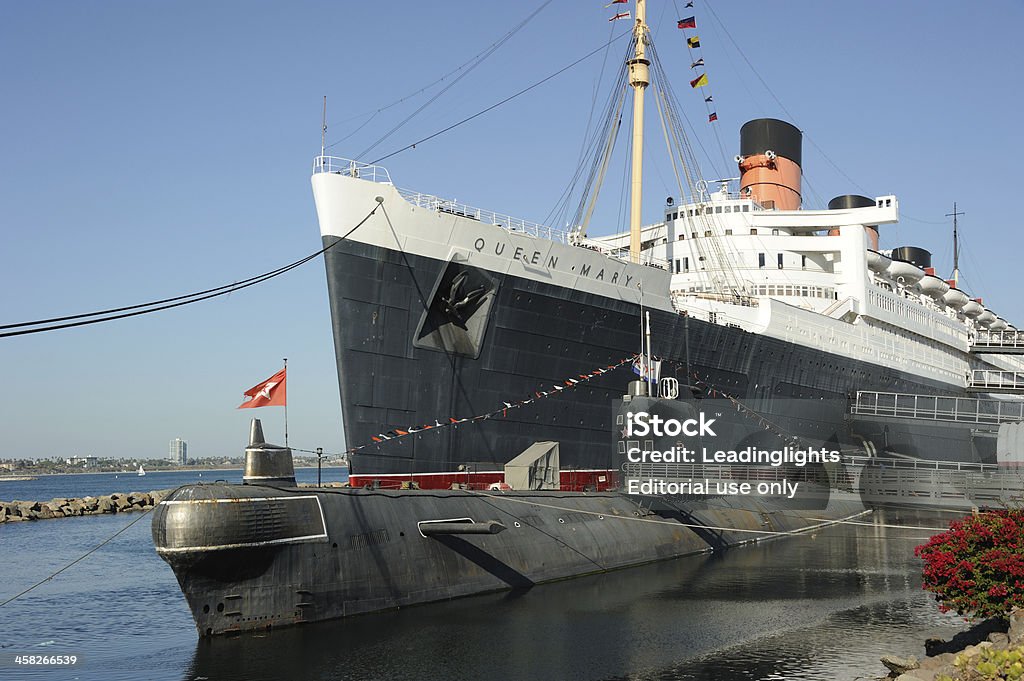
top-left (961, 299), bottom-right (984, 317)
top-left (990, 318), bottom-right (1009, 331)
top-left (886, 259), bottom-right (924, 284)
top-left (942, 287), bottom-right (969, 309)
top-left (866, 250), bottom-right (891, 274)
top-left (916, 274), bottom-right (950, 300)
top-left (977, 309), bottom-right (997, 326)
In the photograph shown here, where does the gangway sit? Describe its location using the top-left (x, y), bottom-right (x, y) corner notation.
top-left (850, 391), bottom-right (1024, 424)
top-left (843, 454), bottom-right (1024, 511)
top-left (971, 330), bottom-right (1024, 355)
top-left (968, 370), bottom-right (1024, 394)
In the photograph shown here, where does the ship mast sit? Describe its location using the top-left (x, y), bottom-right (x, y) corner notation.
top-left (627, 0), bottom-right (650, 263)
top-left (947, 202), bottom-right (964, 288)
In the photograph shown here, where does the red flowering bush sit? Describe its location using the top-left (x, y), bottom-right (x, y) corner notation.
top-left (916, 510), bottom-right (1024, 619)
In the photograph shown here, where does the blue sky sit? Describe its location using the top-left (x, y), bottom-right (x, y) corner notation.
top-left (2, 1), bottom-right (1022, 460)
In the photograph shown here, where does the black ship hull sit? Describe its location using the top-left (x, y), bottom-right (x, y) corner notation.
top-left (324, 237), bottom-right (989, 473)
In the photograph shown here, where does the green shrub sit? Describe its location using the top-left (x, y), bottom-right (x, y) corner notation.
top-left (938, 645), bottom-right (1024, 680)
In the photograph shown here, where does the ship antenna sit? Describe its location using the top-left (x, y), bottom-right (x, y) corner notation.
top-left (627, 0), bottom-right (650, 263)
top-left (946, 202), bottom-right (964, 287)
top-left (283, 357), bottom-right (289, 448)
top-left (321, 95), bottom-right (327, 159)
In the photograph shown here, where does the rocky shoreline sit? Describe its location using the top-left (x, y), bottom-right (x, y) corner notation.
top-left (879, 609), bottom-right (1024, 680)
top-left (0, 490), bottom-right (171, 522)
top-left (0, 482), bottom-right (352, 524)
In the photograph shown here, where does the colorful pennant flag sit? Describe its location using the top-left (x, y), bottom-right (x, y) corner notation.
top-left (677, 16), bottom-right (696, 29)
top-left (687, 36), bottom-right (701, 48)
top-left (708, 112), bottom-right (718, 122)
top-left (237, 368), bottom-right (287, 409)
top-left (345, 355), bottom-right (639, 454)
top-left (686, 1), bottom-right (694, 6)
top-left (689, 73), bottom-right (709, 88)
top-left (704, 95), bottom-right (713, 102)
top-left (609, 11), bottom-right (630, 21)
top-left (690, 58), bottom-right (704, 69)
top-left (604, 0), bottom-right (628, 5)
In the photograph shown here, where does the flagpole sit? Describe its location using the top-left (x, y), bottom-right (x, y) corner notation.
top-left (283, 357), bottom-right (289, 447)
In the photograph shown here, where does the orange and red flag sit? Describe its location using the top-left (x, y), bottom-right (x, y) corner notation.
top-left (237, 368), bottom-right (287, 408)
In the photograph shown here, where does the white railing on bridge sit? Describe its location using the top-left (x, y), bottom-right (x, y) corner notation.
top-left (313, 155), bottom-right (392, 184)
top-left (850, 390), bottom-right (1024, 424)
top-left (970, 370), bottom-right (1024, 391)
top-left (975, 329), bottom-right (1024, 349)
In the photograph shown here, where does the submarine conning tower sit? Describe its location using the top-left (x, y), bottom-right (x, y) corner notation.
top-left (737, 118), bottom-right (802, 211)
top-left (243, 418), bottom-right (296, 486)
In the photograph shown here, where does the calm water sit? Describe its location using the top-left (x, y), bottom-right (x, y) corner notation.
top-left (0, 467), bottom-right (349, 502)
top-left (0, 479), bottom-right (967, 681)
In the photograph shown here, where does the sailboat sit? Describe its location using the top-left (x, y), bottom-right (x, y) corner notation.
top-left (138, 465), bottom-right (145, 477)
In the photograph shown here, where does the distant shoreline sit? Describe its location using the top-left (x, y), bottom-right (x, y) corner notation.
top-left (0, 464), bottom-right (347, 480)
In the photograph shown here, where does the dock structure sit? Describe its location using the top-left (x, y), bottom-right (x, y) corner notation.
top-left (971, 330), bottom-right (1024, 355)
top-left (849, 390), bottom-right (1024, 425)
top-left (842, 454), bottom-right (1024, 512)
top-left (967, 370), bottom-right (1024, 395)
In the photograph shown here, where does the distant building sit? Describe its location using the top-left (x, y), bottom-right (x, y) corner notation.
top-left (66, 455), bottom-right (98, 467)
top-left (169, 438), bottom-right (188, 466)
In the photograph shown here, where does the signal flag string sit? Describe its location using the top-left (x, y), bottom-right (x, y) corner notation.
top-left (339, 354), bottom-right (640, 456)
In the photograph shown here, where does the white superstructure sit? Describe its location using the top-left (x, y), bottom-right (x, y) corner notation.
top-left (580, 180), bottom-right (1022, 388)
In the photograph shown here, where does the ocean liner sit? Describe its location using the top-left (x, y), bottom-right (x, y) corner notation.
top-left (312, 19), bottom-right (1024, 484)
top-left (152, 2), bottom-right (1024, 636)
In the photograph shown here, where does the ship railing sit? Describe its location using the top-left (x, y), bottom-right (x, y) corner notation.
top-left (842, 454), bottom-right (1000, 473)
top-left (975, 329), bottom-right (1024, 349)
top-left (970, 370), bottom-right (1024, 392)
top-left (313, 155), bottom-right (393, 184)
top-left (850, 390), bottom-right (1024, 425)
top-left (395, 188), bottom-right (569, 244)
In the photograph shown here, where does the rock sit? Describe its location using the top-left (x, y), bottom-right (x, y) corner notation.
top-left (987, 631), bottom-right (1009, 647)
top-left (113, 495), bottom-right (132, 510)
top-left (1009, 608), bottom-right (1024, 644)
top-left (128, 492), bottom-right (152, 507)
top-left (882, 655), bottom-right (920, 675)
top-left (97, 496), bottom-right (115, 513)
top-left (35, 505), bottom-right (55, 520)
top-left (926, 617), bottom-right (1008, 655)
top-left (894, 673), bottom-right (929, 681)
top-left (919, 652), bottom-right (957, 670)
